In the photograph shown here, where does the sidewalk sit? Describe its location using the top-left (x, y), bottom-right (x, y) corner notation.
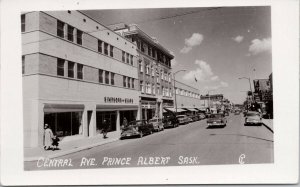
top-left (24, 134), bottom-right (119, 162)
top-left (261, 118), bottom-right (273, 133)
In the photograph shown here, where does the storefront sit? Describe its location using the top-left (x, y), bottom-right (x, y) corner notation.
top-left (140, 98), bottom-right (157, 120)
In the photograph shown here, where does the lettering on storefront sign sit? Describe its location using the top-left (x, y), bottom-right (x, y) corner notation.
top-left (104, 97), bottom-right (133, 104)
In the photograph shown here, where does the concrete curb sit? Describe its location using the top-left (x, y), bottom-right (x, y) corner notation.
top-left (261, 119), bottom-right (273, 133)
top-left (24, 138), bottom-right (119, 162)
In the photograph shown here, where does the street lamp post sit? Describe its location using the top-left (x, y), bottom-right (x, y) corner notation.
top-left (173, 69), bottom-right (186, 113)
top-left (239, 77), bottom-right (253, 110)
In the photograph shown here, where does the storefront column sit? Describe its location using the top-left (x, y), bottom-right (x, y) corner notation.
top-left (159, 102), bottom-right (163, 118)
top-left (137, 105), bottom-right (141, 120)
top-left (116, 110), bottom-right (120, 132)
top-left (89, 106), bottom-right (97, 137)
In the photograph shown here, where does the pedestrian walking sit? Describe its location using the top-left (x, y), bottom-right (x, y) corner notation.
top-left (121, 117), bottom-right (128, 131)
top-left (51, 135), bottom-right (60, 151)
top-left (102, 119), bottom-right (110, 139)
top-left (44, 124), bottom-right (54, 150)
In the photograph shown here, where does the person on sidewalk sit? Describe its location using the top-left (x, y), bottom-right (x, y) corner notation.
top-left (102, 119), bottom-right (110, 139)
top-left (51, 135), bottom-right (60, 151)
top-left (121, 117), bottom-right (128, 133)
top-left (44, 124), bottom-right (54, 150)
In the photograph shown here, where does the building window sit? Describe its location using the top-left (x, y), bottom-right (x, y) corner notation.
top-left (146, 64), bottom-right (150, 75)
top-left (98, 40), bottom-right (102, 53)
top-left (67, 25), bottom-right (74, 42)
top-left (77, 30), bottom-right (83, 45)
top-left (141, 42), bottom-right (145, 53)
top-left (99, 69), bottom-right (103, 83)
top-left (169, 73), bottom-right (171, 82)
top-left (123, 76), bottom-right (127, 87)
top-left (127, 77), bottom-right (131, 88)
top-left (156, 70), bottom-right (159, 83)
top-left (140, 81), bottom-right (144, 93)
top-left (164, 72), bottom-right (167, 81)
top-left (148, 46), bottom-right (152, 57)
top-left (161, 70), bottom-right (164, 79)
top-left (151, 66), bottom-right (154, 76)
top-left (104, 43), bottom-right (108, 55)
top-left (110, 45), bottom-right (114, 57)
top-left (68, 61), bottom-right (75, 78)
top-left (105, 71), bottom-right (109, 84)
top-left (111, 72), bottom-right (115, 85)
top-left (157, 86), bottom-right (160, 95)
top-left (122, 51), bottom-right (125, 62)
top-left (162, 86), bottom-right (165, 96)
top-left (57, 20), bottom-right (64, 38)
top-left (77, 64), bottom-right (83, 79)
top-left (132, 78), bottom-right (134, 88)
top-left (152, 84), bottom-right (155, 94)
top-left (130, 55), bottom-right (133, 65)
top-left (22, 56), bottom-right (25, 74)
top-left (57, 58), bottom-right (64, 76)
top-left (21, 14), bottom-right (25, 32)
top-left (139, 61), bottom-right (143, 72)
top-left (126, 53), bottom-right (129, 64)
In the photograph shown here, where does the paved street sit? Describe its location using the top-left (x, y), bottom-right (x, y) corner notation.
top-left (25, 113), bottom-right (273, 170)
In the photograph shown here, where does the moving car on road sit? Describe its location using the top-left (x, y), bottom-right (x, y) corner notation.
top-left (148, 118), bottom-right (164, 132)
top-left (163, 115), bottom-right (179, 128)
top-left (198, 113), bottom-right (206, 120)
top-left (207, 113), bottom-right (227, 127)
top-left (244, 111), bottom-right (262, 126)
top-left (176, 115), bottom-right (190, 125)
top-left (120, 120), bottom-right (153, 139)
top-left (234, 110), bottom-right (241, 115)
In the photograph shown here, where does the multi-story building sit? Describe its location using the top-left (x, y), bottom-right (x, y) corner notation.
top-left (172, 81), bottom-right (202, 113)
top-left (200, 94), bottom-right (224, 108)
top-left (110, 23), bottom-right (174, 120)
top-left (22, 11), bottom-right (139, 148)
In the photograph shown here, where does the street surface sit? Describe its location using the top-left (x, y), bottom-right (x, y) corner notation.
top-left (25, 113), bottom-right (273, 170)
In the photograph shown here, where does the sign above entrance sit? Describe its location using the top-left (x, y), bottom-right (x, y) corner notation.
top-left (104, 97), bottom-right (134, 104)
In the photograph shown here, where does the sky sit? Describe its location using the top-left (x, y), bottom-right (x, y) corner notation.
top-left (82, 6), bottom-right (272, 104)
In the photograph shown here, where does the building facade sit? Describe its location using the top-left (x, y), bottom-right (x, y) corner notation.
top-left (22, 11), bottom-right (139, 148)
top-left (111, 24), bottom-right (174, 120)
top-left (173, 81), bottom-right (202, 113)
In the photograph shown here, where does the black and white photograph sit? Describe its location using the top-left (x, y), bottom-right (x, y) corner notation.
top-left (0, 0), bottom-right (299, 185)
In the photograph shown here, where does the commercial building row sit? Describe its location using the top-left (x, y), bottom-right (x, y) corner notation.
top-left (22, 10), bottom-right (203, 148)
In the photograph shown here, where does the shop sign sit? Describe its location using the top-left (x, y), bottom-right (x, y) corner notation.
top-left (104, 97), bottom-right (134, 104)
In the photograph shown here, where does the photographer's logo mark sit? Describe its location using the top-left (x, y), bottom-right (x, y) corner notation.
top-left (239, 154), bottom-right (246, 164)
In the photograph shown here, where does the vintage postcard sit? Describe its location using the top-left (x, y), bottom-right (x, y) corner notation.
top-left (0, 0), bottom-right (299, 185)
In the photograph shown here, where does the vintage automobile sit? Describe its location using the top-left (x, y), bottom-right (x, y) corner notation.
top-left (224, 110), bottom-right (229, 116)
top-left (198, 113), bottom-right (206, 120)
top-left (120, 120), bottom-right (153, 139)
top-left (207, 113), bottom-right (227, 127)
top-left (148, 117), bottom-right (164, 132)
top-left (176, 115), bottom-right (190, 125)
top-left (187, 114), bottom-right (199, 122)
top-left (234, 109), bottom-right (241, 115)
top-left (244, 111), bottom-right (262, 126)
top-left (163, 115), bottom-right (179, 128)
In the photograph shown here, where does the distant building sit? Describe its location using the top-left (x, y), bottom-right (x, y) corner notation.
top-left (111, 24), bottom-right (174, 120)
top-left (200, 94), bottom-right (224, 108)
top-left (22, 11), bottom-right (139, 148)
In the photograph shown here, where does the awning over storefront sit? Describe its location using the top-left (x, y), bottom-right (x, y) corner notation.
top-left (44, 104), bottom-right (84, 113)
top-left (163, 108), bottom-right (186, 113)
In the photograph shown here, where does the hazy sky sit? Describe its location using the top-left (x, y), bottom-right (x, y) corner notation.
top-left (82, 6), bottom-right (272, 104)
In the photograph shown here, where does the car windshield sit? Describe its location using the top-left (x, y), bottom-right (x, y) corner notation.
top-left (177, 116), bottom-right (185, 119)
top-left (149, 119), bottom-right (158, 122)
top-left (129, 121), bottom-right (144, 126)
top-left (210, 114), bottom-right (223, 118)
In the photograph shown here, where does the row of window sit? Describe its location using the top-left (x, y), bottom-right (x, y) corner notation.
top-left (175, 88), bottom-right (201, 99)
top-left (123, 76), bottom-right (135, 89)
top-left (130, 36), bottom-right (172, 68)
top-left (140, 81), bottom-right (172, 97)
top-left (21, 14), bottom-right (135, 67)
top-left (122, 51), bottom-right (134, 65)
top-left (139, 61), bottom-right (172, 83)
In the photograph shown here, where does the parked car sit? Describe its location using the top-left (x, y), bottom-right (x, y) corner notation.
top-left (198, 113), bottom-right (206, 120)
top-left (120, 120), bottom-right (153, 139)
top-left (176, 115), bottom-right (190, 125)
top-left (244, 111), bottom-right (262, 126)
top-left (207, 113), bottom-right (227, 127)
top-left (187, 114), bottom-right (199, 122)
top-left (224, 111), bottom-right (229, 116)
top-left (148, 117), bottom-right (164, 132)
top-left (163, 115), bottom-right (179, 128)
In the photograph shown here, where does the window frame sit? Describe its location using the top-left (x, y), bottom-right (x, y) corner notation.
top-left (77, 64), bottom-right (83, 79)
top-left (67, 25), bottom-right (74, 42)
top-left (77, 29), bottom-right (83, 45)
top-left (110, 72), bottom-right (115, 85)
top-left (104, 43), bottom-right (109, 55)
top-left (68, 61), bottom-right (75, 78)
top-left (105, 71), bottom-right (110, 84)
top-left (110, 45), bottom-right (114, 57)
top-left (21, 14), bottom-right (25, 32)
top-left (98, 40), bottom-right (103, 53)
top-left (57, 20), bottom-right (65, 38)
top-left (57, 58), bottom-right (65, 76)
top-left (99, 69), bottom-right (103, 83)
